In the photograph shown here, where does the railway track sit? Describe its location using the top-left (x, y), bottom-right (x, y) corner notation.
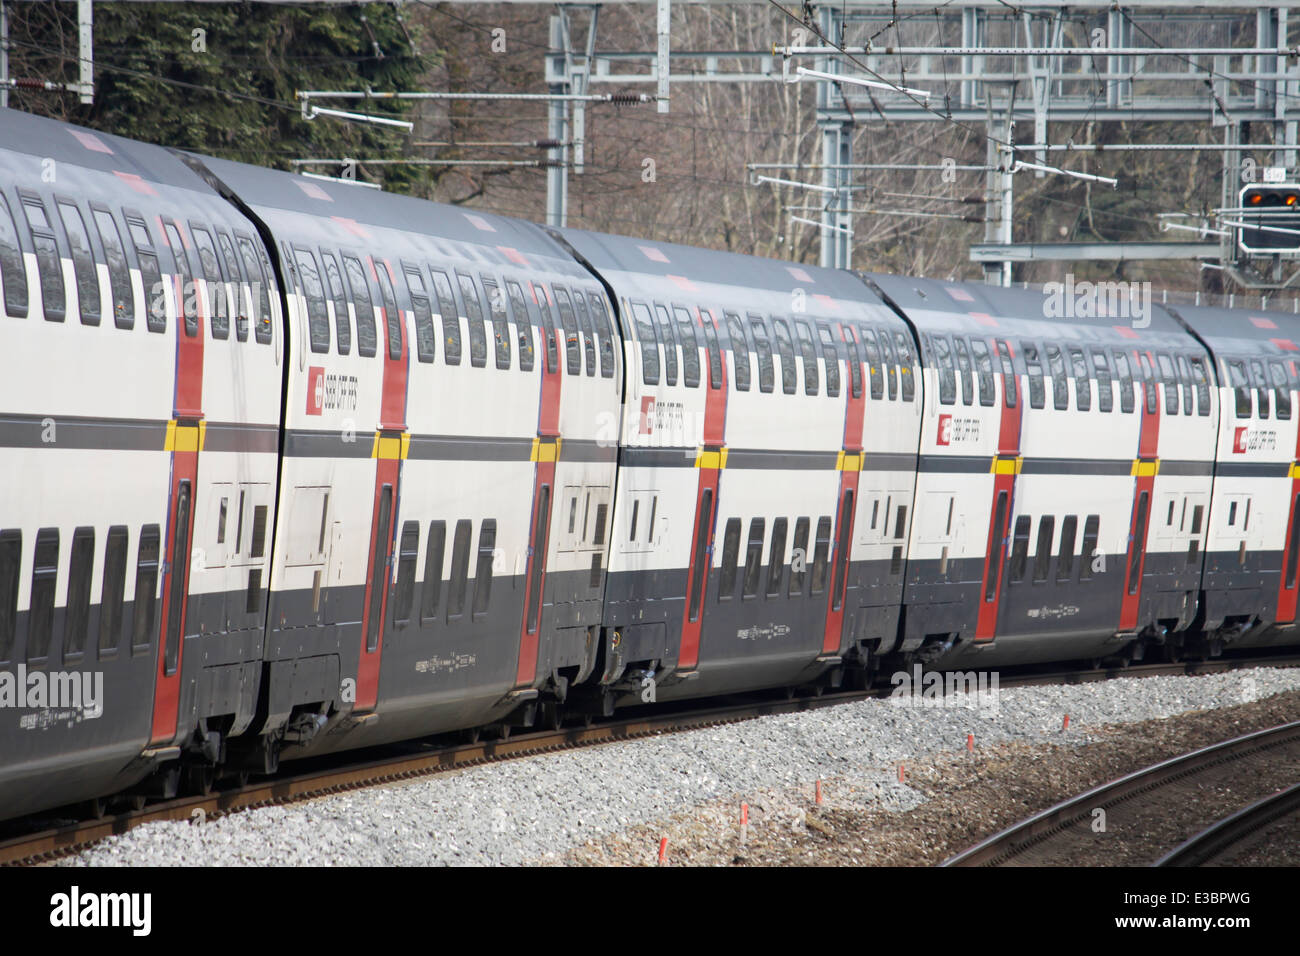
top-left (941, 718), bottom-right (1300, 867)
top-left (4, 653), bottom-right (1297, 867)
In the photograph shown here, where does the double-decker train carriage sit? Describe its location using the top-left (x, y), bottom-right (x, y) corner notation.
top-left (866, 275), bottom-right (1218, 667)
top-left (1168, 302), bottom-right (1300, 651)
top-left (0, 110), bottom-right (283, 816)
top-left (556, 230), bottom-right (920, 705)
top-left (189, 156), bottom-right (623, 760)
top-left (4, 106), bottom-right (1300, 823)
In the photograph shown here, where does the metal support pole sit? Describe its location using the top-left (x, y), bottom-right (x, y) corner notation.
top-left (77, 0), bottom-right (92, 105)
top-left (546, 10), bottom-right (571, 228)
top-left (1, 1), bottom-right (9, 110)
top-left (656, 0), bottom-right (670, 113)
top-left (817, 7), bottom-right (852, 269)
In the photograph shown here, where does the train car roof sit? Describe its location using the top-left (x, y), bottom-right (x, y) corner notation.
top-left (865, 271), bottom-right (1192, 346)
top-left (1167, 302), bottom-right (1300, 359)
top-left (0, 107), bottom-right (226, 196)
top-left (557, 227), bottom-right (898, 320)
top-left (190, 153), bottom-right (584, 272)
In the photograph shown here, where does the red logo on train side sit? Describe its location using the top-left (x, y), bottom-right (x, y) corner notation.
top-left (307, 366), bottom-right (325, 416)
top-left (1233, 426), bottom-right (1248, 454)
top-left (639, 396), bottom-right (655, 435)
top-left (937, 414), bottom-right (952, 446)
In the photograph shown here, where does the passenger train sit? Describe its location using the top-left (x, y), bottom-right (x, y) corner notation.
top-left (1, 107), bottom-right (1297, 820)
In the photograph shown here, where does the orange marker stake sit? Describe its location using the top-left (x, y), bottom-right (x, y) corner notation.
top-left (815, 780), bottom-right (823, 804)
top-left (898, 764), bottom-right (905, 783)
top-left (967, 733), bottom-right (974, 753)
top-left (1063, 714), bottom-right (1070, 732)
top-left (740, 803), bottom-right (749, 826)
top-left (658, 837), bottom-right (668, 865)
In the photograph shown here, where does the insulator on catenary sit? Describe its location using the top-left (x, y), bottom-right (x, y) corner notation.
top-left (608, 93), bottom-right (647, 105)
top-left (538, 159), bottom-right (567, 169)
top-left (534, 139), bottom-right (563, 149)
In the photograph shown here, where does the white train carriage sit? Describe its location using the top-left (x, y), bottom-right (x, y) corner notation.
top-left (191, 158), bottom-right (621, 758)
top-left (1168, 303), bottom-right (1300, 650)
top-left (0, 111), bottom-right (282, 815)
top-left (553, 232), bottom-right (919, 703)
top-left (868, 276), bottom-right (1218, 667)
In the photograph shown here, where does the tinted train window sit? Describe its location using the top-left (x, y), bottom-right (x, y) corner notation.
top-left (1226, 358), bottom-right (1250, 417)
top-left (767, 518), bottom-right (788, 597)
top-left (64, 526), bottom-right (95, 659)
top-left (99, 526), bottom-right (128, 655)
top-left (1269, 360), bottom-right (1292, 420)
top-left (421, 521), bottom-right (446, 624)
top-left (1249, 359), bottom-right (1271, 419)
top-left (788, 517), bottom-right (810, 596)
top-left (997, 340), bottom-right (1016, 408)
top-left (752, 315), bottom-right (775, 393)
top-left (473, 520), bottom-right (497, 617)
top-left (0, 530), bottom-right (19, 661)
top-left (810, 517), bottom-right (832, 594)
top-left (817, 324), bottom-right (840, 397)
top-left (343, 256), bottom-right (377, 357)
top-left (893, 331), bottom-right (916, 402)
top-left (193, 225), bottom-right (228, 340)
top-left (374, 263), bottom-right (402, 360)
top-left (320, 251), bottom-right (350, 354)
top-left (742, 519), bottom-right (765, 599)
top-left (506, 280), bottom-right (535, 372)
top-left (1091, 349), bottom-right (1113, 412)
top-left (1176, 354), bottom-right (1194, 414)
top-left (28, 529), bottom-right (58, 661)
top-left (0, 193), bottom-right (27, 317)
top-left (630, 301), bottom-right (660, 385)
top-left (1010, 515), bottom-right (1031, 582)
top-left (393, 521), bottom-right (420, 626)
top-left (458, 273), bottom-right (488, 367)
top-left (552, 286), bottom-right (581, 376)
top-left (1023, 342), bottom-right (1044, 409)
top-left (1137, 353), bottom-right (1158, 415)
top-left (533, 282), bottom-right (557, 373)
top-left (215, 228), bottom-right (247, 341)
top-left (972, 338), bottom-right (995, 407)
top-left (933, 335), bottom-right (956, 405)
top-left (718, 518), bottom-right (742, 601)
top-left (570, 290), bottom-right (596, 376)
top-left (56, 200), bottom-right (101, 325)
top-left (237, 234), bottom-right (271, 342)
top-left (254, 245), bottom-right (277, 344)
top-left (1080, 515), bottom-right (1100, 580)
top-left (1186, 356), bottom-right (1211, 416)
top-left (794, 320), bottom-right (819, 396)
top-left (133, 524), bottom-right (160, 651)
top-left (1045, 345), bottom-right (1068, 410)
top-left (587, 292), bottom-right (616, 378)
top-left (405, 264), bottom-right (436, 363)
top-left (482, 276), bottom-right (512, 370)
top-left (700, 310), bottom-right (724, 389)
top-left (843, 327), bottom-right (863, 399)
top-left (953, 337), bottom-right (974, 405)
top-left (655, 304), bottom-right (678, 385)
top-left (860, 328), bottom-right (883, 399)
top-left (163, 221), bottom-right (199, 336)
top-left (772, 318), bottom-right (797, 394)
top-left (726, 312), bottom-right (751, 392)
top-left (430, 269), bottom-right (460, 365)
top-left (879, 330), bottom-right (899, 400)
top-left (294, 247), bottom-right (329, 352)
top-left (1158, 352), bottom-right (1179, 416)
top-left (91, 207), bottom-right (132, 329)
top-left (1069, 347), bottom-right (1091, 412)
top-left (1057, 515), bottom-right (1078, 582)
top-left (674, 306), bottom-right (700, 387)
top-left (1112, 350), bottom-right (1135, 414)
top-left (448, 520), bottom-right (473, 619)
top-left (22, 195), bottom-right (65, 321)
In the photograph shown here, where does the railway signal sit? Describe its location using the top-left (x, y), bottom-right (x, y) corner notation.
top-left (1236, 184), bottom-right (1300, 254)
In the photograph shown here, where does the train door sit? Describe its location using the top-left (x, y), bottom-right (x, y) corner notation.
top-left (323, 521), bottom-right (344, 625)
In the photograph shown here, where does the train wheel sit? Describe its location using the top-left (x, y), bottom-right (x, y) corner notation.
top-left (540, 701), bottom-right (562, 731)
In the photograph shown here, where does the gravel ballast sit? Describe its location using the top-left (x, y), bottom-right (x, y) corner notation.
top-left (57, 666), bottom-right (1300, 867)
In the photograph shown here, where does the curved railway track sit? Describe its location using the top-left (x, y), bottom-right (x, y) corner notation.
top-left (941, 717), bottom-right (1300, 867)
top-left (1155, 780), bottom-right (1300, 866)
top-left (4, 653), bottom-right (1298, 867)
